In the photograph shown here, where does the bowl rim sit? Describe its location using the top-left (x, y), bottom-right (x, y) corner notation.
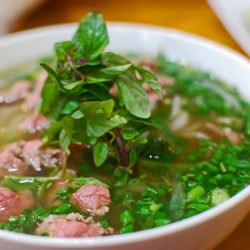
top-left (0, 22), bottom-right (249, 248)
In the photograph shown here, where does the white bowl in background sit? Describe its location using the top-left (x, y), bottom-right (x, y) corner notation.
top-left (0, 0), bottom-right (45, 35)
top-left (208, 0), bottom-right (250, 57)
top-left (0, 23), bottom-right (249, 250)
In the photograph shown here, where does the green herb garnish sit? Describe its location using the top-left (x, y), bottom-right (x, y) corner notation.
top-left (39, 12), bottom-right (166, 169)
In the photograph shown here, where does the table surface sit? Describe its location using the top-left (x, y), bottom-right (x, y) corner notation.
top-left (12, 0), bottom-right (250, 249)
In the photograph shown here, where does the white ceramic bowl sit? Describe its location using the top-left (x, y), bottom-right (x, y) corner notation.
top-left (0, 23), bottom-right (249, 250)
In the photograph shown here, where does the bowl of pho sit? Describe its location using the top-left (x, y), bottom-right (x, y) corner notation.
top-left (0, 12), bottom-right (249, 250)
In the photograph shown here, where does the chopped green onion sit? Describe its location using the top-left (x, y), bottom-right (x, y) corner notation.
top-left (154, 218), bottom-right (170, 226)
top-left (211, 188), bottom-right (230, 206)
top-left (120, 210), bottom-right (134, 225)
top-left (120, 224), bottom-right (134, 234)
top-left (187, 185), bottom-right (205, 202)
top-left (149, 203), bottom-right (162, 213)
top-left (187, 203), bottom-right (210, 212)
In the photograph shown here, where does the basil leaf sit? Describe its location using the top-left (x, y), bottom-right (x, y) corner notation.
top-left (40, 64), bottom-right (61, 116)
top-left (55, 41), bottom-right (74, 62)
top-left (84, 84), bottom-right (111, 100)
top-left (60, 79), bottom-right (84, 94)
top-left (121, 129), bottom-right (140, 140)
top-left (84, 74), bottom-right (112, 84)
top-left (134, 64), bottom-right (162, 98)
top-left (93, 142), bottom-right (109, 167)
top-left (80, 99), bottom-right (114, 119)
top-left (58, 116), bottom-right (75, 153)
top-left (38, 12), bottom-right (164, 169)
top-left (84, 64), bottom-right (131, 84)
top-left (61, 101), bottom-right (79, 115)
top-left (102, 52), bottom-right (130, 66)
top-left (43, 120), bottom-right (62, 143)
top-left (73, 12), bottom-right (109, 62)
top-left (117, 71), bottom-right (151, 119)
top-left (129, 148), bottom-right (138, 167)
top-left (100, 64), bottom-right (132, 75)
top-left (72, 110), bottom-right (84, 119)
top-left (87, 115), bottom-right (127, 137)
top-left (59, 129), bottom-right (71, 154)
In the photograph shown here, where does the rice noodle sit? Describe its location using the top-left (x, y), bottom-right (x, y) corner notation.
top-left (170, 95), bottom-right (182, 118)
top-left (176, 130), bottom-right (210, 139)
top-left (170, 111), bottom-right (189, 131)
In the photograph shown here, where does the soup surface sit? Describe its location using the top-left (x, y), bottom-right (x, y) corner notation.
top-left (0, 12), bottom-right (249, 237)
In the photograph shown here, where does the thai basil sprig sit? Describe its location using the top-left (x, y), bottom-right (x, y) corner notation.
top-left (39, 12), bottom-right (174, 169)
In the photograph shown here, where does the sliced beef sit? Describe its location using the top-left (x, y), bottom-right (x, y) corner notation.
top-left (19, 71), bottom-right (49, 134)
top-left (21, 139), bottom-right (66, 171)
top-left (0, 140), bottom-right (66, 175)
top-left (0, 187), bottom-right (34, 222)
top-left (36, 213), bottom-right (113, 237)
top-left (19, 113), bottom-right (50, 134)
top-left (205, 122), bottom-right (243, 145)
top-left (71, 184), bottom-right (111, 216)
top-left (0, 187), bottom-right (20, 222)
top-left (0, 72), bottom-right (45, 108)
top-left (223, 129), bottom-right (244, 145)
top-left (22, 92), bottom-right (40, 112)
top-left (0, 81), bottom-right (32, 104)
top-left (21, 72), bottom-right (46, 112)
top-left (0, 143), bottom-right (28, 177)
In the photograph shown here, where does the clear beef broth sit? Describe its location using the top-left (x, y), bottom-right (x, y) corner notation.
top-left (0, 105), bottom-right (26, 144)
top-left (0, 62), bottom-right (43, 146)
top-left (0, 55), bottom-right (249, 237)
